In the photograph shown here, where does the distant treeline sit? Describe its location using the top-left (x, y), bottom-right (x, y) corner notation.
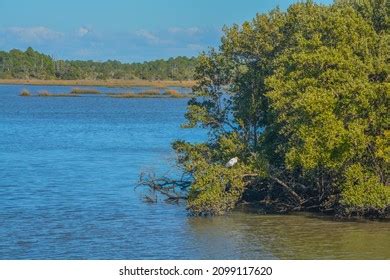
top-left (0, 47), bottom-right (196, 81)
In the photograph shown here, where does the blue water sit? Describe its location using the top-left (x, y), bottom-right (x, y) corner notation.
top-left (0, 84), bottom-right (203, 259)
top-left (1, 84), bottom-right (389, 260)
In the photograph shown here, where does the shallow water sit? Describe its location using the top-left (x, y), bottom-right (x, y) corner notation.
top-left (0, 84), bottom-right (389, 259)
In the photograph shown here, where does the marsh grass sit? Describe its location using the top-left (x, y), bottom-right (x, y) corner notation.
top-left (108, 89), bottom-right (193, 99)
top-left (38, 90), bottom-right (50, 96)
top-left (20, 89), bottom-right (31, 96)
top-left (70, 88), bottom-right (101, 94)
top-left (18, 86), bottom-right (191, 99)
top-left (108, 89), bottom-right (162, 98)
top-left (164, 89), bottom-right (194, 98)
top-left (108, 92), bottom-right (161, 98)
top-left (37, 90), bottom-right (80, 97)
top-left (163, 89), bottom-right (183, 98)
top-left (139, 89), bottom-right (161, 95)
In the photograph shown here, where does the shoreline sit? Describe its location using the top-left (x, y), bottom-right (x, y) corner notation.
top-left (0, 79), bottom-right (196, 88)
top-left (235, 202), bottom-right (390, 221)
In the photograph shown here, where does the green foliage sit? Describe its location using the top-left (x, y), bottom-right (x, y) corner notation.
top-left (188, 162), bottom-right (247, 215)
top-left (0, 48), bottom-right (197, 81)
top-left (341, 164), bottom-right (390, 209)
top-left (172, 140), bottom-right (250, 215)
top-left (0, 47), bottom-right (54, 79)
top-left (335, 0), bottom-right (390, 34)
top-left (266, 4), bottom-right (378, 171)
top-left (176, 0), bottom-right (390, 216)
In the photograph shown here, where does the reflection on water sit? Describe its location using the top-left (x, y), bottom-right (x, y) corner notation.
top-left (187, 212), bottom-right (390, 259)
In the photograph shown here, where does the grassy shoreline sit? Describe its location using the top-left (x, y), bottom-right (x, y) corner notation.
top-left (0, 79), bottom-right (196, 88)
top-left (19, 88), bottom-right (193, 99)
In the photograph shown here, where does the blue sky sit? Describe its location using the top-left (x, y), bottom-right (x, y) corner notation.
top-left (0, 0), bottom-right (333, 62)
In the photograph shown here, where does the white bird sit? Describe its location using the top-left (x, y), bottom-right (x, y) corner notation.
top-left (225, 157), bottom-right (238, 168)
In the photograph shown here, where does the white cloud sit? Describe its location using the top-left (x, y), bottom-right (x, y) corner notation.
top-left (135, 29), bottom-right (172, 45)
top-left (168, 27), bottom-right (201, 36)
top-left (7, 26), bottom-right (63, 42)
top-left (77, 27), bottom-right (90, 37)
top-left (168, 27), bottom-right (181, 33)
top-left (0, 25), bottom-right (220, 61)
top-left (135, 29), bottom-right (160, 43)
top-left (187, 27), bottom-right (201, 34)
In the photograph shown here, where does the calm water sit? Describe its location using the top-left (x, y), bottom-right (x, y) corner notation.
top-left (0, 84), bottom-right (389, 259)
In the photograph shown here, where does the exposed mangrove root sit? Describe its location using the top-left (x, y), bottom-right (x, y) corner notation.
top-left (137, 172), bottom-right (191, 203)
top-left (138, 170), bottom-right (340, 215)
top-left (138, 167), bottom-right (389, 219)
